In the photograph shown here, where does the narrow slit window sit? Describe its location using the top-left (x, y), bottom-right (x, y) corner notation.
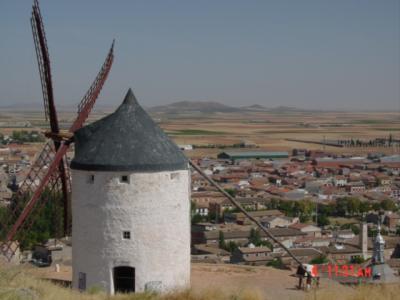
top-left (88, 174), bottom-right (95, 184)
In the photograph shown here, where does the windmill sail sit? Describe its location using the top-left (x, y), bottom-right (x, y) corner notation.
top-left (31, 0), bottom-right (73, 234)
top-left (31, 0), bottom-right (57, 127)
top-left (0, 0), bottom-right (114, 261)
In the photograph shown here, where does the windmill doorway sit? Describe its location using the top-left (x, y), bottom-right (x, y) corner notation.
top-left (113, 266), bottom-right (135, 293)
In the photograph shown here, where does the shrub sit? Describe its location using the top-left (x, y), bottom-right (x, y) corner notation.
top-left (266, 257), bottom-right (285, 269)
top-left (309, 255), bottom-right (328, 265)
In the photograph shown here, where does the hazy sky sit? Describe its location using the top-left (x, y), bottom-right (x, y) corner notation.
top-left (0, 0), bottom-right (399, 111)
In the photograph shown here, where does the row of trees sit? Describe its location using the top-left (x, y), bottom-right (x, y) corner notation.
top-left (0, 131), bottom-right (45, 144)
top-left (267, 198), bottom-right (318, 223)
top-left (218, 231), bottom-right (239, 253)
top-left (191, 196), bottom-right (398, 227)
top-left (337, 134), bottom-right (398, 147)
top-left (332, 197), bottom-right (397, 217)
top-left (248, 228), bottom-right (273, 249)
top-left (267, 197), bottom-right (398, 227)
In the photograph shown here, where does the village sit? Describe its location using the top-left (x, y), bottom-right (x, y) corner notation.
top-left (1, 134), bottom-right (400, 280)
top-left (188, 149), bottom-right (400, 276)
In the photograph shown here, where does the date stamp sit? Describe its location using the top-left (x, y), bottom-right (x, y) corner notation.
top-left (310, 264), bottom-right (372, 278)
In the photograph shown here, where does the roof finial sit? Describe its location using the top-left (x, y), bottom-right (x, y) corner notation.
top-left (122, 88), bottom-right (138, 105)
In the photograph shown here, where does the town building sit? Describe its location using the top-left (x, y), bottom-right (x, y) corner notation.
top-left (289, 223), bottom-right (322, 237)
top-left (217, 151), bottom-right (289, 162)
top-left (260, 215), bottom-right (299, 228)
top-left (224, 210), bottom-right (284, 225)
top-left (281, 248), bottom-right (322, 267)
top-left (230, 245), bottom-right (272, 265)
top-left (384, 213), bottom-right (400, 231)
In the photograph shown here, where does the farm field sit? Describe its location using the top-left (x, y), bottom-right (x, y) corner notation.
top-left (160, 111), bottom-right (400, 157)
top-left (1, 109), bottom-right (399, 159)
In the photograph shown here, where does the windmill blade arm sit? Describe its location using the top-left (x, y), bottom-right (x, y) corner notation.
top-left (58, 157), bottom-right (71, 235)
top-left (70, 40), bottom-right (114, 132)
top-left (31, 15), bottom-right (49, 121)
top-left (31, 0), bottom-right (59, 134)
top-left (15, 141), bottom-right (56, 195)
top-left (5, 143), bottom-right (69, 243)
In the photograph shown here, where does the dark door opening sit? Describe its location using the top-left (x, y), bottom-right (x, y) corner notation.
top-left (114, 266), bottom-right (135, 293)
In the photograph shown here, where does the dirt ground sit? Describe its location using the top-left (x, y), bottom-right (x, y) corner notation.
top-left (24, 262), bottom-right (355, 300)
top-left (190, 263), bottom-right (354, 300)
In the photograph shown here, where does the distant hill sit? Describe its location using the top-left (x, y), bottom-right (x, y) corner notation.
top-left (269, 106), bottom-right (299, 113)
top-left (0, 100), bottom-right (319, 114)
top-left (149, 101), bottom-right (309, 114)
top-left (148, 101), bottom-right (241, 114)
top-left (0, 102), bottom-right (44, 111)
top-left (148, 101), bottom-right (313, 114)
top-left (241, 104), bottom-right (269, 111)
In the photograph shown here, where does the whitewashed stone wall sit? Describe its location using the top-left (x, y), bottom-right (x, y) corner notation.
top-left (71, 169), bottom-right (190, 294)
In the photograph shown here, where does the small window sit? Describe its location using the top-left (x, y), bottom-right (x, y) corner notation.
top-left (123, 231), bottom-right (131, 240)
top-left (170, 172), bottom-right (179, 180)
top-left (120, 175), bottom-right (129, 183)
top-left (87, 174), bottom-right (95, 184)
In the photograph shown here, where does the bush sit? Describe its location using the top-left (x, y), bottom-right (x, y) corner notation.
top-left (317, 214), bottom-right (330, 227)
top-left (266, 257), bottom-right (285, 269)
top-left (341, 223), bottom-right (360, 235)
top-left (351, 256), bottom-right (365, 264)
top-left (224, 188), bottom-right (237, 197)
top-left (309, 255), bottom-right (328, 265)
top-left (191, 214), bottom-right (203, 225)
top-left (218, 231), bottom-right (226, 249)
top-left (225, 241), bottom-right (239, 253)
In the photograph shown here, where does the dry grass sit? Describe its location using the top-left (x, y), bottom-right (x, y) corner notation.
top-left (306, 283), bottom-right (400, 300)
top-left (1, 264), bottom-right (399, 300)
top-left (0, 265), bottom-right (262, 300)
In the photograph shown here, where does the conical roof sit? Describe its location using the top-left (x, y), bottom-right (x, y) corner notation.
top-left (70, 89), bottom-right (188, 172)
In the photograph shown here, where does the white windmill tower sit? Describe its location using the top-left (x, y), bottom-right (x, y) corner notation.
top-left (70, 89), bottom-right (190, 294)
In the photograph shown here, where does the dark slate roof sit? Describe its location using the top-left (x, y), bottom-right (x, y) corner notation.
top-left (203, 227), bottom-right (306, 240)
top-left (282, 247), bottom-right (322, 257)
top-left (70, 89), bottom-right (188, 172)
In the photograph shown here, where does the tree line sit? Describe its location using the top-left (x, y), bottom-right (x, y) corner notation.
top-left (0, 131), bottom-right (45, 144)
top-left (267, 197), bottom-right (398, 227)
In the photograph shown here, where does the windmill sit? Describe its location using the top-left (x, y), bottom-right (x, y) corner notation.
top-left (0, 0), bottom-right (114, 259)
